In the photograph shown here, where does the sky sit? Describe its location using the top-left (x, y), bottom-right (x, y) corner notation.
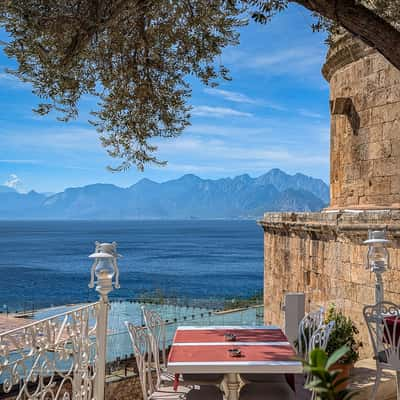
top-left (0, 4), bottom-right (330, 194)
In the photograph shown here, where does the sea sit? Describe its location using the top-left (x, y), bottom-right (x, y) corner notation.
top-left (0, 220), bottom-right (264, 312)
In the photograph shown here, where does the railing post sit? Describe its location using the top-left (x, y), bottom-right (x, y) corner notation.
top-left (88, 242), bottom-right (121, 400)
top-left (283, 293), bottom-right (305, 346)
top-left (95, 293), bottom-right (110, 400)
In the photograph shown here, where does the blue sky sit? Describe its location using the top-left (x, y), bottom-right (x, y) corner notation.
top-left (0, 4), bottom-right (330, 193)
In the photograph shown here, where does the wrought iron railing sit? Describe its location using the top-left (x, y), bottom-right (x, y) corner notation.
top-left (0, 298), bottom-right (264, 399)
top-left (0, 302), bottom-right (100, 400)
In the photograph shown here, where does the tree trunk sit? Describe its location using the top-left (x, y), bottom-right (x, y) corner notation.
top-left (292, 0), bottom-right (400, 71)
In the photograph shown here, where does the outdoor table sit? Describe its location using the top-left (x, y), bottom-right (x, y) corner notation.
top-left (167, 326), bottom-right (302, 400)
top-left (383, 316), bottom-right (400, 345)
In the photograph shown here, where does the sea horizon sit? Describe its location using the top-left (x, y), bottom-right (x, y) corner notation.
top-left (0, 219), bottom-right (264, 312)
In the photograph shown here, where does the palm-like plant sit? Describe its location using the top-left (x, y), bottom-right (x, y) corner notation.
top-left (302, 346), bottom-right (358, 400)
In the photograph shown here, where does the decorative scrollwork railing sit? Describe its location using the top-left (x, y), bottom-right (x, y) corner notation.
top-left (0, 302), bottom-right (100, 400)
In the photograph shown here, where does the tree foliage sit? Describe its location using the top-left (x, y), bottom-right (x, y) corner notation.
top-left (0, 1), bottom-right (399, 170)
top-left (0, 1), bottom-right (245, 170)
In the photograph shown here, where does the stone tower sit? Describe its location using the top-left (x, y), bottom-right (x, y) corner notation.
top-left (261, 34), bottom-right (400, 356)
top-left (323, 33), bottom-right (400, 210)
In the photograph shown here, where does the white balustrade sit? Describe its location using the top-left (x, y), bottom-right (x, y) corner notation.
top-left (0, 302), bottom-right (100, 400)
top-left (0, 241), bottom-right (121, 400)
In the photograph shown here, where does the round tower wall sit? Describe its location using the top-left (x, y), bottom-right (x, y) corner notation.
top-left (323, 34), bottom-right (400, 210)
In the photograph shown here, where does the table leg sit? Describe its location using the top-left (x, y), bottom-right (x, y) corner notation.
top-left (225, 373), bottom-right (240, 400)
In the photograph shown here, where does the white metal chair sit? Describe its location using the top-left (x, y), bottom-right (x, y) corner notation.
top-left (240, 320), bottom-right (334, 400)
top-left (364, 301), bottom-right (400, 400)
top-left (306, 321), bottom-right (335, 400)
top-left (141, 306), bottom-right (224, 387)
top-left (298, 307), bottom-right (325, 359)
top-left (240, 308), bottom-right (325, 386)
top-left (309, 320), bottom-right (335, 355)
top-left (141, 306), bottom-right (171, 387)
top-left (125, 322), bottom-right (187, 400)
top-left (125, 322), bottom-right (223, 400)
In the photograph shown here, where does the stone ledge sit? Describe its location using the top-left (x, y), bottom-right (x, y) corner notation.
top-left (259, 210), bottom-right (400, 243)
top-left (322, 33), bottom-right (376, 82)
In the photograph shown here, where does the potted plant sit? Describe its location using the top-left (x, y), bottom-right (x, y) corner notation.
top-left (303, 346), bottom-right (358, 400)
top-left (324, 304), bottom-right (362, 388)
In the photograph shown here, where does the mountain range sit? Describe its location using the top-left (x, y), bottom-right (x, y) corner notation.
top-left (0, 169), bottom-right (329, 219)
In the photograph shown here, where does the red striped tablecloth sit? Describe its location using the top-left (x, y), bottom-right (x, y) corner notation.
top-left (168, 326), bottom-right (302, 374)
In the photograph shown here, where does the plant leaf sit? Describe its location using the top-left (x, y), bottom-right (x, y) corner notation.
top-left (326, 346), bottom-right (349, 368)
top-left (311, 347), bottom-right (329, 367)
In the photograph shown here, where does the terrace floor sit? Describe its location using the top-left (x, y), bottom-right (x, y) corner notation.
top-left (104, 360), bottom-right (399, 400)
top-left (0, 314), bottom-right (31, 333)
top-left (350, 358), bottom-right (397, 400)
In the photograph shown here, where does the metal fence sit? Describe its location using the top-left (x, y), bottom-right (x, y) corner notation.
top-left (0, 302), bottom-right (100, 400)
top-left (0, 298), bottom-right (264, 399)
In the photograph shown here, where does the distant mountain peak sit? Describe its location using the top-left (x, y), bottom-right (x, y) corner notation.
top-left (169, 174), bottom-right (203, 186)
top-left (0, 170), bottom-right (329, 220)
top-left (255, 169), bottom-right (329, 203)
top-left (131, 178), bottom-right (158, 189)
top-left (137, 178), bottom-right (157, 185)
top-left (179, 173), bottom-right (201, 181)
top-left (234, 174), bottom-right (252, 182)
top-left (267, 168), bottom-right (286, 174)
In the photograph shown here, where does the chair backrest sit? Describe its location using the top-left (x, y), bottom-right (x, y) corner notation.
top-left (298, 307), bottom-right (325, 358)
top-left (142, 306), bottom-right (167, 386)
top-left (125, 322), bottom-right (154, 400)
top-left (309, 321), bottom-right (335, 353)
top-left (305, 320), bottom-right (335, 392)
top-left (364, 301), bottom-right (400, 370)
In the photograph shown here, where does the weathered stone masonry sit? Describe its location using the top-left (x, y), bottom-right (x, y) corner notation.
top-left (324, 34), bottom-right (400, 210)
top-left (261, 211), bottom-right (400, 356)
top-left (261, 34), bottom-right (400, 358)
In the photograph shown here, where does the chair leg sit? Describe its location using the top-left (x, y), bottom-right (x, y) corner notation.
top-left (396, 371), bottom-right (400, 400)
top-left (371, 364), bottom-right (382, 400)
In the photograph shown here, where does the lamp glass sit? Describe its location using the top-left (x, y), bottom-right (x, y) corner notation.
top-left (367, 244), bottom-right (389, 272)
top-left (95, 258), bottom-right (115, 280)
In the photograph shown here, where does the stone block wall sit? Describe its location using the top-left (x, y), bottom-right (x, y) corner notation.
top-left (261, 210), bottom-right (400, 358)
top-left (322, 34), bottom-right (400, 210)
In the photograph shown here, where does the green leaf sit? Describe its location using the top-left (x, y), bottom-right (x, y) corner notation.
top-left (310, 348), bottom-right (329, 367)
top-left (303, 347), bottom-right (357, 399)
top-left (326, 346), bottom-right (350, 368)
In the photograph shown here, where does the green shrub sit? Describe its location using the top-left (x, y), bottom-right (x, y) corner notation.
top-left (303, 346), bottom-right (358, 400)
top-left (325, 304), bottom-right (362, 365)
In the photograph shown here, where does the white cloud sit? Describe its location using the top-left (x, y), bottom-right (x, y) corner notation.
top-left (0, 72), bottom-right (29, 89)
top-left (158, 136), bottom-right (327, 166)
top-left (204, 88), bottom-right (259, 104)
top-left (298, 109), bottom-right (324, 119)
top-left (203, 88), bottom-right (286, 111)
top-left (192, 105), bottom-right (253, 118)
top-left (226, 47), bottom-right (325, 77)
top-left (253, 48), bottom-right (324, 71)
top-left (4, 174), bottom-right (22, 191)
top-left (0, 159), bottom-right (40, 164)
top-left (186, 123), bottom-right (273, 138)
top-left (1, 127), bottom-right (100, 151)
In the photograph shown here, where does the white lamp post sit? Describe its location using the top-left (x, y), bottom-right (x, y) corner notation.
top-left (89, 241), bottom-right (120, 400)
top-left (364, 230), bottom-right (390, 306)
